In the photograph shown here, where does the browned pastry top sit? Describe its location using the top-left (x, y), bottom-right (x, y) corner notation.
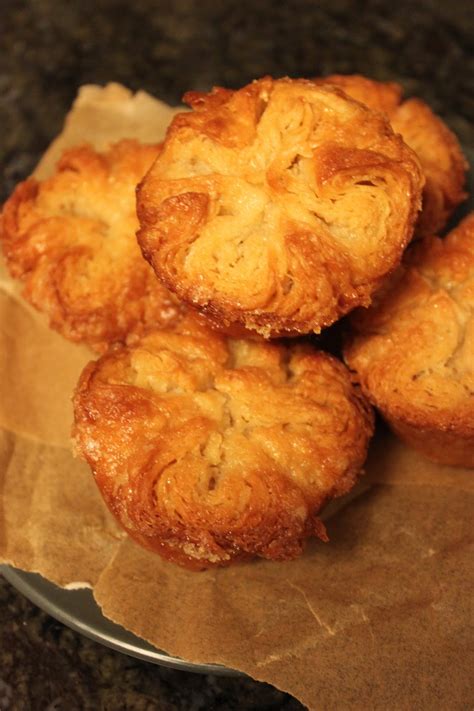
top-left (73, 315), bottom-right (374, 568)
top-left (319, 74), bottom-right (468, 236)
top-left (345, 213), bottom-right (474, 464)
top-left (137, 77), bottom-right (424, 338)
top-left (1, 140), bottom-right (183, 352)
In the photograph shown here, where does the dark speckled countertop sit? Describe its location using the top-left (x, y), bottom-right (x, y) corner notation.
top-left (1, 1), bottom-right (473, 709)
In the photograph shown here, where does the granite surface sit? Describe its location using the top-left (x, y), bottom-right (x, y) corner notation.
top-left (0, 574), bottom-right (302, 711)
top-left (0, 0), bottom-right (472, 709)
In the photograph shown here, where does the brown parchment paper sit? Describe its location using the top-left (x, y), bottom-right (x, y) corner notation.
top-left (1, 84), bottom-right (473, 710)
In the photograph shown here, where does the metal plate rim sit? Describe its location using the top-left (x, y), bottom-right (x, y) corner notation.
top-left (0, 564), bottom-right (242, 676)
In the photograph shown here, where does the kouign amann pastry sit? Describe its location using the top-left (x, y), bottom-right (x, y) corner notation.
top-left (1, 140), bottom-right (182, 352)
top-left (318, 74), bottom-right (468, 236)
top-left (73, 315), bottom-right (374, 569)
top-left (137, 77), bottom-right (424, 338)
top-left (345, 213), bottom-right (474, 468)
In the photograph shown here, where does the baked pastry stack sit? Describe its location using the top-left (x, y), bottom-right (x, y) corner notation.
top-left (1, 75), bottom-right (470, 569)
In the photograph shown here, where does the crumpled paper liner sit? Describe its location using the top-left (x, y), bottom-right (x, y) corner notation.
top-left (1, 84), bottom-right (473, 710)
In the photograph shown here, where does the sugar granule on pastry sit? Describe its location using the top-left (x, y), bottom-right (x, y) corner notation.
top-left (345, 213), bottom-right (474, 468)
top-left (73, 316), bottom-right (374, 569)
top-left (1, 140), bottom-right (183, 352)
top-left (137, 77), bottom-right (424, 338)
top-left (318, 74), bottom-right (468, 237)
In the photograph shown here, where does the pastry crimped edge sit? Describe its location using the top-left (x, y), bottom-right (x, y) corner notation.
top-left (318, 73), bottom-right (468, 237)
top-left (344, 213), bottom-right (474, 468)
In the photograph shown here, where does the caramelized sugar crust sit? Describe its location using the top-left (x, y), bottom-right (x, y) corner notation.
top-left (1, 140), bottom-right (182, 352)
top-left (320, 74), bottom-right (468, 236)
top-left (137, 77), bottom-right (424, 338)
top-left (345, 213), bottom-right (474, 468)
top-left (73, 316), bottom-right (374, 568)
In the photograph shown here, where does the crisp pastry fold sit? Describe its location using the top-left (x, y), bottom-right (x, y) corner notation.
top-left (318, 74), bottom-right (468, 237)
top-left (137, 77), bottom-right (424, 338)
top-left (0, 140), bottom-right (182, 352)
top-left (344, 213), bottom-right (474, 468)
top-left (73, 316), bottom-right (374, 569)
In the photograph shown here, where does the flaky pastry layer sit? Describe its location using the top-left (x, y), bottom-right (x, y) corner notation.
top-left (137, 77), bottom-right (424, 337)
top-left (319, 74), bottom-right (468, 236)
top-left (73, 316), bottom-right (374, 569)
top-left (1, 140), bottom-right (183, 352)
top-left (345, 213), bottom-right (474, 467)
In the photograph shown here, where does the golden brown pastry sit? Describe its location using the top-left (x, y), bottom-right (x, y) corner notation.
top-left (318, 74), bottom-right (468, 236)
top-left (73, 315), bottom-right (374, 569)
top-left (345, 213), bottom-right (474, 468)
top-left (137, 77), bottom-right (424, 338)
top-left (1, 140), bottom-right (182, 352)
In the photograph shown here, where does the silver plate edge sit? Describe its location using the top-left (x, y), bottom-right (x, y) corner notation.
top-left (1, 565), bottom-right (242, 676)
